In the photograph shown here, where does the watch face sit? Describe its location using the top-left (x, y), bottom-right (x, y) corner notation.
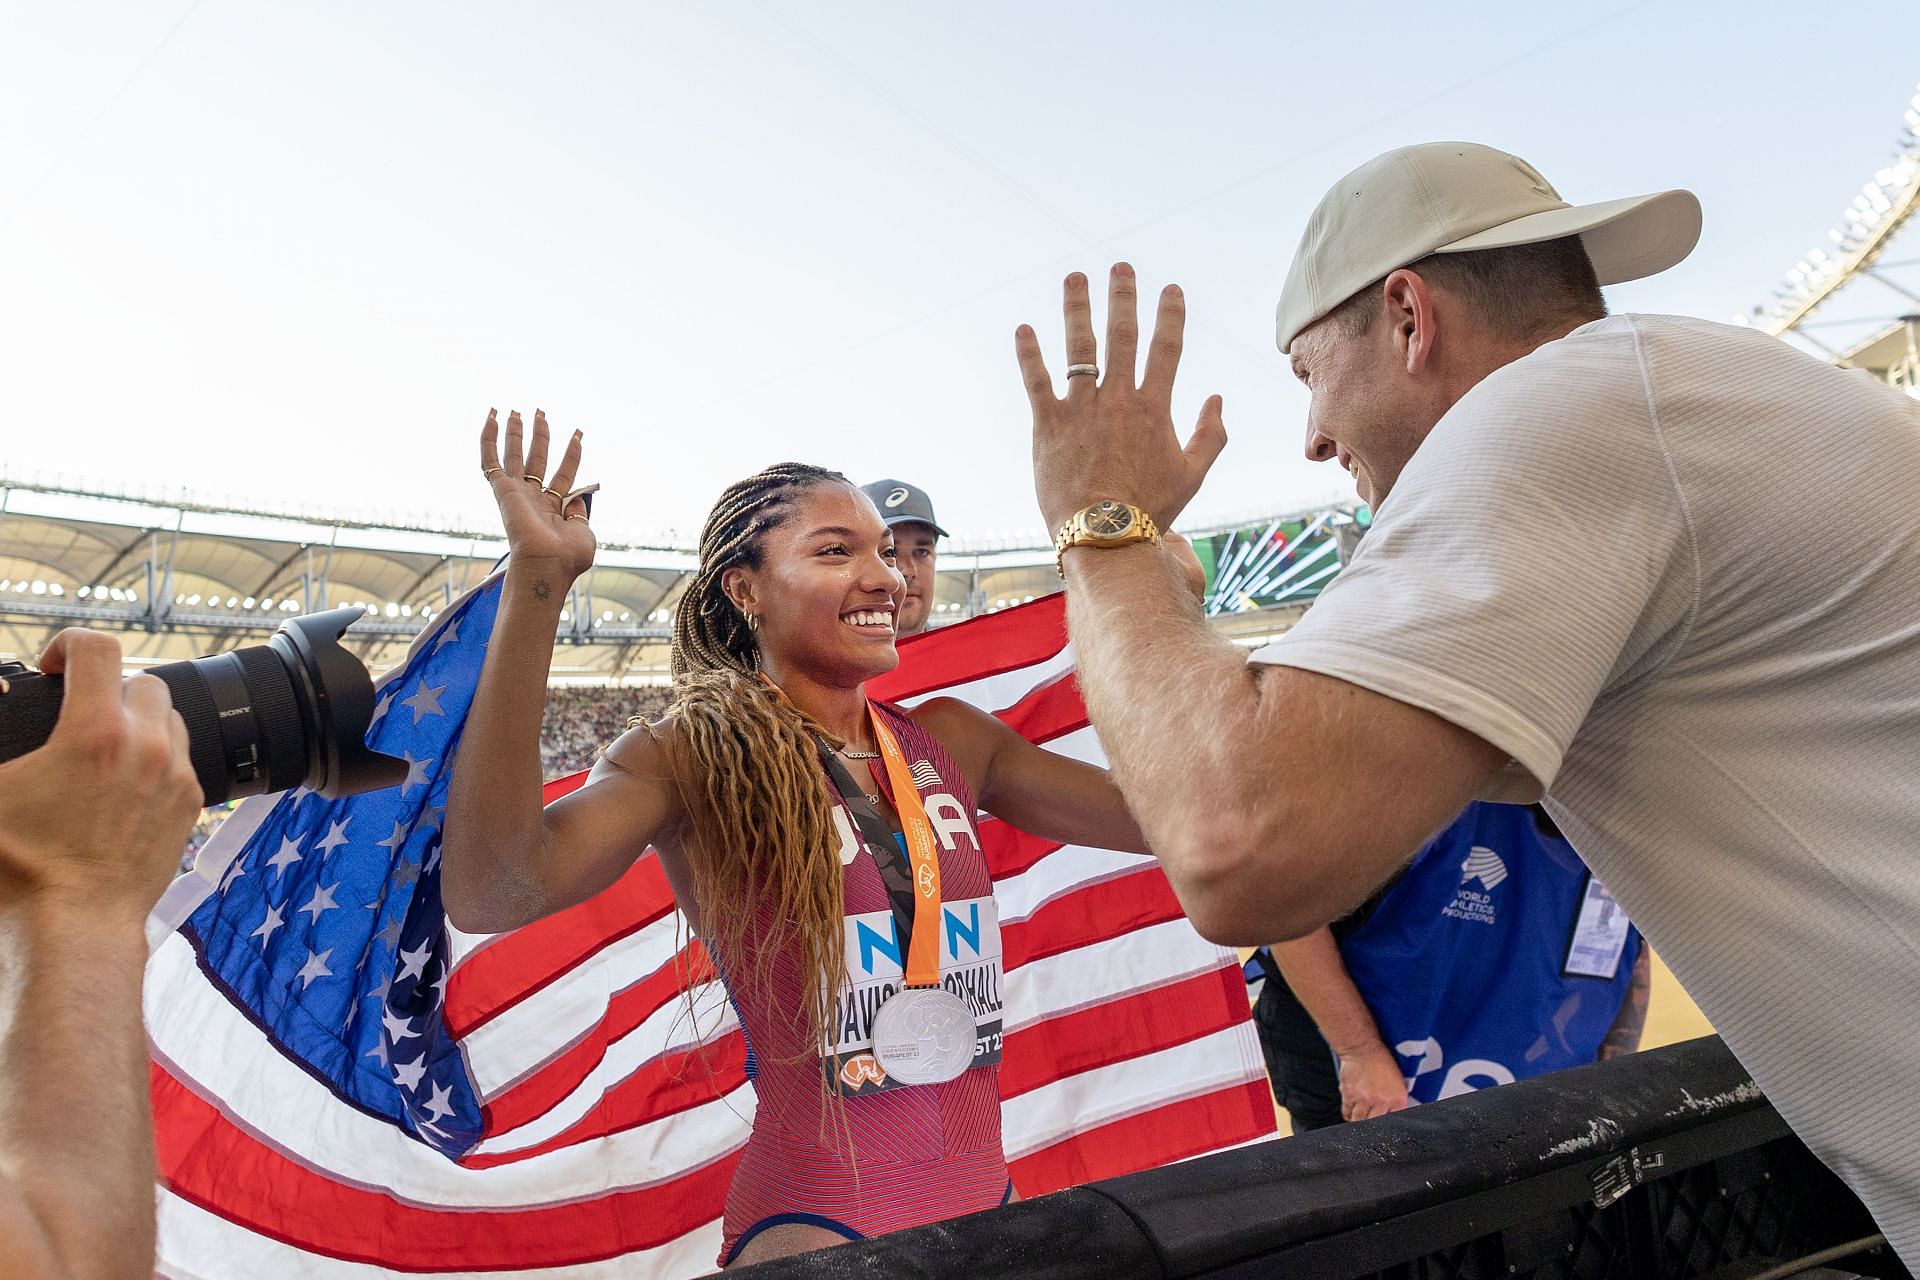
top-left (1084, 500), bottom-right (1136, 538)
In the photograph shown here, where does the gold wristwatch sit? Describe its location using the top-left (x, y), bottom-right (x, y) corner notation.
top-left (1054, 500), bottom-right (1161, 578)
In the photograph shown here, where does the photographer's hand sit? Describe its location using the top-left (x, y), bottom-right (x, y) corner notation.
top-left (0, 629), bottom-right (202, 917)
top-left (0, 629), bottom-right (202, 1279)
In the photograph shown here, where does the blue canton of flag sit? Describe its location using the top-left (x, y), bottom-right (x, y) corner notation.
top-left (182, 575), bottom-right (507, 1157)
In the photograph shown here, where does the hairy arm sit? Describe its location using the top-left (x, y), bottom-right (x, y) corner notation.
top-left (0, 902), bottom-right (155, 1279)
top-left (0, 629), bottom-right (203, 1279)
top-left (1060, 542), bottom-right (1506, 942)
top-left (910, 697), bottom-right (1149, 853)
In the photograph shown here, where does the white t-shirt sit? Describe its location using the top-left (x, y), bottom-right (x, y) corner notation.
top-left (1251, 313), bottom-right (1920, 1262)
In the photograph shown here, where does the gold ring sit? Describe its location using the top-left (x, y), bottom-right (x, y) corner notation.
top-left (564, 513), bottom-right (589, 522)
top-left (543, 486), bottom-right (565, 501)
top-left (481, 466), bottom-right (503, 479)
top-left (523, 473), bottom-right (543, 484)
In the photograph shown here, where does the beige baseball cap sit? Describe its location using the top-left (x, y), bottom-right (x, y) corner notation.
top-left (1275, 142), bottom-right (1702, 353)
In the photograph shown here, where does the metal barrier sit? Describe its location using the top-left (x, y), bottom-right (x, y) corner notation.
top-left (734, 1037), bottom-right (1908, 1279)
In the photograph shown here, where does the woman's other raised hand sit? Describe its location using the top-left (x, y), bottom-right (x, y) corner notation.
top-left (479, 408), bottom-right (596, 582)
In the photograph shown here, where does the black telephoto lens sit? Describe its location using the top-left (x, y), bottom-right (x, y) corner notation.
top-left (0, 607), bottom-right (410, 807)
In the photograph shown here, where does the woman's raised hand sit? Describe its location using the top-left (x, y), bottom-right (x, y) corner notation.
top-left (479, 408), bottom-right (596, 582)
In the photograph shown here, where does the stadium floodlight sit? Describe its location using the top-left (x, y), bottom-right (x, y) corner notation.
top-left (30, 581), bottom-right (45, 595)
top-left (1753, 86), bottom-right (1920, 337)
top-left (77, 587), bottom-right (90, 598)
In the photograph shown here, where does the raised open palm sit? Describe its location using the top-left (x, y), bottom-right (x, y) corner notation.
top-left (479, 408), bottom-right (596, 581)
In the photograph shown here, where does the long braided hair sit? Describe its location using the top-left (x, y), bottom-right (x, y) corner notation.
top-left (665, 462), bottom-right (855, 1070)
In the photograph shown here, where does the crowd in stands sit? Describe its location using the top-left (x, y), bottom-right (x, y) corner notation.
top-left (539, 685), bottom-right (674, 779)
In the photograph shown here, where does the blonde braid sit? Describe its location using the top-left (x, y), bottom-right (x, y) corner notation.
top-left (667, 464), bottom-right (853, 1073)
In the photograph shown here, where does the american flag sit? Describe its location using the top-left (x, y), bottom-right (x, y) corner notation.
top-left (144, 573), bottom-right (1275, 1278)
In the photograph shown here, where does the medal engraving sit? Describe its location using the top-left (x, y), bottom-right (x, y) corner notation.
top-left (870, 987), bottom-right (977, 1084)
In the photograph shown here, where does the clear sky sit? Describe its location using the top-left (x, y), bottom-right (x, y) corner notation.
top-left (3, 1), bottom-right (1917, 546)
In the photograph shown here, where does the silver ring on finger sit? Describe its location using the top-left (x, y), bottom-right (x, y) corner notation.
top-left (1066, 363), bottom-right (1100, 379)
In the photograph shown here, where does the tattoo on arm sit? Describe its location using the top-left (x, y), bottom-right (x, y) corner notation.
top-left (1598, 947), bottom-right (1653, 1060)
top-left (532, 580), bottom-right (551, 601)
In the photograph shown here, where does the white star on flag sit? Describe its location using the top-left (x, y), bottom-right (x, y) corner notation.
top-left (396, 939), bottom-right (432, 984)
top-left (314, 818), bottom-right (351, 857)
top-left (381, 1009), bottom-right (419, 1043)
top-left (264, 836), bottom-right (303, 879)
top-left (295, 948), bottom-right (333, 988)
top-left (392, 1056), bottom-right (427, 1091)
top-left (421, 1081), bottom-right (457, 1125)
top-left (249, 903), bottom-right (284, 946)
top-left (400, 678), bottom-right (447, 725)
top-left (376, 819), bottom-right (410, 856)
top-left (431, 619), bottom-right (461, 653)
top-left (399, 751), bottom-right (434, 797)
top-left (296, 882), bottom-right (340, 923)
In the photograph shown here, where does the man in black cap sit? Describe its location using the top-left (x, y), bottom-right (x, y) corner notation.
top-left (859, 479), bottom-right (948, 638)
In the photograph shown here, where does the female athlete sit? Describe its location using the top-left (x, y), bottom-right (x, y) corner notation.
top-left (442, 410), bottom-right (1166, 1266)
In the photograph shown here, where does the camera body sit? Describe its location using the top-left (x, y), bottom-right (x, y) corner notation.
top-left (0, 608), bottom-right (409, 807)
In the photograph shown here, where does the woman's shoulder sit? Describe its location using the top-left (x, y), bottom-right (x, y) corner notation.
top-left (594, 713), bottom-right (682, 783)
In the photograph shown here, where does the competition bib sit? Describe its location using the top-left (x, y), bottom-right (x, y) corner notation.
top-left (826, 894), bottom-right (1006, 1096)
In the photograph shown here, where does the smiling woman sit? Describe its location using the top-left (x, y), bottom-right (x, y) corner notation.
top-left (439, 412), bottom-right (1156, 1268)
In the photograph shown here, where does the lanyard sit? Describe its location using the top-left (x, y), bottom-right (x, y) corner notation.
top-left (816, 704), bottom-right (944, 990)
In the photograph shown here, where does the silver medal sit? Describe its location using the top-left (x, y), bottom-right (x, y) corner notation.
top-left (870, 986), bottom-right (977, 1084)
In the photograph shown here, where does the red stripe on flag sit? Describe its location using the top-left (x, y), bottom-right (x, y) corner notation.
top-left (465, 1036), bottom-right (750, 1168)
top-left (151, 1061), bottom-right (739, 1270)
top-left (990, 668), bottom-right (1088, 745)
top-left (978, 820), bottom-right (1065, 880)
top-left (866, 593), bottom-right (1067, 703)
top-left (1000, 866), bottom-right (1186, 972)
top-left (1010, 1078), bottom-right (1276, 1190)
top-left (478, 941), bottom-right (717, 1135)
top-left (445, 853), bottom-right (674, 1038)
top-left (998, 964), bottom-right (1252, 1100)
top-left (543, 771), bottom-right (589, 803)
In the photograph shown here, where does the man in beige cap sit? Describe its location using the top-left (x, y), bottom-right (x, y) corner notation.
top-left (1015, 142), bottom-right (1920, 1264)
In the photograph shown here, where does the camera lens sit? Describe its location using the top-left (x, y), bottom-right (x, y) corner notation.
top-left (0, 607), bottom-right (408, 807)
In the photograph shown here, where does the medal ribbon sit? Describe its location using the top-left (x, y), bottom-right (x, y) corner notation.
top-left (867, 705), bottom-right (943, 990)
top-left (760, 676), bottom-right (944, 991)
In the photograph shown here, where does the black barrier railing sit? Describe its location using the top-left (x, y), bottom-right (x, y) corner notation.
top-left (734, 1037), bottom-right (1909, 1279)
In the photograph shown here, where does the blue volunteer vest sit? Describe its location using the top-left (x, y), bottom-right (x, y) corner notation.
top-left (1336, 802), bottom-right (1641, 1104)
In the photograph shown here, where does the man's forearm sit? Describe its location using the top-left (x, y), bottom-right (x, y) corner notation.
top-left (1268, 928), bottom-right (1391, 1060)
top-left (1061, 540), bottom-right (1277, 930)
top-left (0, 896), bottom-right (157, 1279)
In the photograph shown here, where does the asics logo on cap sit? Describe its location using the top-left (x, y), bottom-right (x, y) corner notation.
top-left (1508, 155), bottom-right (1559, 201)
top-left (885, 487), bottom-right (910, 508)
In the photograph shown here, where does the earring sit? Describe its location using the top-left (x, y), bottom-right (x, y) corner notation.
top-left (743, 611), bottom-right (760, 634)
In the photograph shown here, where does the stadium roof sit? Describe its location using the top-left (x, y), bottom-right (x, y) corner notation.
top-left (1, 481), bottom-right (1332, 677)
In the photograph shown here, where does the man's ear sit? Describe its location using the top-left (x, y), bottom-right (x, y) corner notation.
top-left (1383, 268), bottom-right (1439, 376)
